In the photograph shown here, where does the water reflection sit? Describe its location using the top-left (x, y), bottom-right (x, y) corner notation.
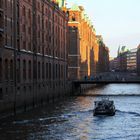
top-left (1, 84), bottom-right (140, 140)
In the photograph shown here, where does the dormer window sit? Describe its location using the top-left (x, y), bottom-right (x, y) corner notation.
top-left (72, 13), bottom-right (76, 21)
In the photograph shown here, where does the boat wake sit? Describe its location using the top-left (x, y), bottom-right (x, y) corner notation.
top-left (116, 109), bottom-right (140, 117)
top-left (13, 109), bottom-right (93, 125)
top-left (82, 94), bottom-right (140, 96)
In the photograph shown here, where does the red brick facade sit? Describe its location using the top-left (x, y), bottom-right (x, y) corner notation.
top-left (0, 0), bottom-right (69, 113)
top-left (96, 35), bottom-right (109, 73)
top-left (68, 5), bottom-right (108, 80)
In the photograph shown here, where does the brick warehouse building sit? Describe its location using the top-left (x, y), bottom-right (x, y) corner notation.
top-left (96, 35), bottom-right (109, 73)
top-left (67, 4), bottom-right (109, 80)
top-left (137, 44), bottom-right (140, 76)
top-left (0, 0), bottom-right (70, 114)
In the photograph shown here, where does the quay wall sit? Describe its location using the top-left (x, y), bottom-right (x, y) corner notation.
top-left (0, 82), bottom-right (73, 119)
top-left (0, 81), bottom-right (98, 119)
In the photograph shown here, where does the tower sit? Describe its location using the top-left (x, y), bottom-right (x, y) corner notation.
top-left (56, 0), bottom-right (66, 8)
top-left (117, 46), bottom-right (120, 56)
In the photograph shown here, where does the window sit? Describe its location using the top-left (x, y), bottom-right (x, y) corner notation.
top-left (23, 6), bottom-right (26, 16)
top-left (5, 0), bottom-right (7, 8)
top-left (42, 62), bottom-right (44, 79)
top-left (38, 2), bottom-right (40, 10)
top-left (17, 59), bottom-right (20, 82)
top-left (22, 24), bottom-right (26, 32)
top-left (49, 36), bottom-right (51, 43)
top-left (24, 86), bottom-right (26, 92)
top-left (17, 87), bottom-right (20, 95)
top-left (56, 64), bottom-right (58, 79)
top-left (28, 9), bottom-right (31, 25)
top-left (72, 13), bottom-right (76, 21)
top-left (38, 31), bottom-right (40, 38)
top-left (10, 60), bottom-right (13, 80)
top-left (61, 65), bottom-right (63, 79)
top-left (23, 41), bottom-right (26, 50)
top-left (38, 62), bottom-right (40, 79)
top-left (58, 64), bottom-right (60, 79)
top-left (23, 60), bottom-right (26, 80)
top-left (0, 88), bottom-right (3, 100)
top-left (49, 63), bottom-right (51, 80)
top-left (5, 34), bottom-right (7, 46)
top-left (28, 61), bottom-right (31, 80)
top-left (38, 45), bottom-right (40, 53)
top-left (46, 8), bottom-right (48, 15)
top-left (0, 0), bottom-right (3, 9)
top-left (46, 63), bottom-right (48, 79)
top-left (5, 59), bottom-right (8, 80)
top-left (38, 15), bottom-right (40, 25)
top-left (46, 19), bottom-right (48, 29)
top-left (0, 58), bottom-right (2, 82)
top-left (28, 9), bottom-right (31, 19)
top-left (29, 86), bottom-right (31, 93)
top-left (28, 26), bottom-right (31, 34)
top-left (28, 42), bottom-right (31, 51)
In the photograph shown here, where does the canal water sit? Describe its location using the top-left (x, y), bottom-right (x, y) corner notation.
top-left (1, 84), bottom-right (140, 140)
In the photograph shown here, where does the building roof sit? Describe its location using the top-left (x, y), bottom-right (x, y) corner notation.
top-left (120, 46), bottom-right (129, 54)
top-left (69, 4), bottom-right (81, 11)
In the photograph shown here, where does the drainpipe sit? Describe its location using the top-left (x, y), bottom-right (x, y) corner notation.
top-left (32, 0), bottom-right (37, 107)
top-left (13, 0), bottom-right (17, 115)
top-left (52, 4), bottom-right (55, 101)
top-left (41, 0), bottom-right (45, 104)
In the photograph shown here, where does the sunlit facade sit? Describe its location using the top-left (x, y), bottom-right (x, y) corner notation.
top-left (127, 48), bottom-right (137, 72)
top-left (96, 35), bottom-right (109, 73)
top-left (67, 4), bottom-right (100, 80)
top-left (137, 44), bottom-right (140, 75)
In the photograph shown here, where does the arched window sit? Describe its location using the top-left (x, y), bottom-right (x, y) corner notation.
top-left (23, 6), bottom-right (26, 16)
top-left (46, 19), bottom-right (48, 29)
top-left (56, 64), bottom-right (57, 79)
top-left (58, 64), bottom-right (60, 79)
top-left (28, 9), bottom-right (31, 19)
top-left (49, 63), bottom-right (51, 80)
top-left (10, 60), bottom-right (13, 80)
top-left (5, 59), bottom-right (8, 80)
top-left (28, 60), bottom-right (31, 80)
top-left (0, 0), bottom-right (3, 8)
top-left (0, 88), bottom-right (3, 100)
top-left (38, 62), bottom-right (40, 79)
top-left (38, 15), bottom-right (40, 25)
top-left (72, 13), bottom-right (76, 21)
top-left (17, 59), bottom-right (20, 82)
top-left (42, 62), bottom-right (44, 79)
top-left (46, 63), bottom-right (48, 79)
top-left (0, 58), bottom-right (2, 82)
top-left (23, 60), bottom-right (26, 80)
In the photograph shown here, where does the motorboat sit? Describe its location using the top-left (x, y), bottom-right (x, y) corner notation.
top-left (93, 98), bottom-right (115, 116)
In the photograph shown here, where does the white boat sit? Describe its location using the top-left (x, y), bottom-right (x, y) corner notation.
top-left (93, 98), bottom-right (115, 116)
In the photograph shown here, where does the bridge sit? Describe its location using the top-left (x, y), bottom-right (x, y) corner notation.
top-left (73, 80), bottom-right (140, 85)
top-left (71, 80), bottom-right (140, 95)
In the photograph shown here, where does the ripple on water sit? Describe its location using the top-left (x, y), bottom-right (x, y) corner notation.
top-left (1, 84), bottom-right (140, 140)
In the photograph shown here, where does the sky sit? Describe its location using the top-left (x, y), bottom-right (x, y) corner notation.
top-left (67, 0), bottom-right (140, 57)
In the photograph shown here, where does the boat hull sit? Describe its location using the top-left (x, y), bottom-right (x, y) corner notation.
top-left (93, 110), bottom-right (115, 116)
